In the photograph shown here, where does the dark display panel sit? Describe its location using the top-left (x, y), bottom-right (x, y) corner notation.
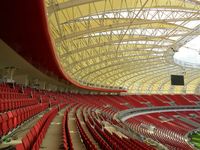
top-left (171, 75), bottom-right (184, 86)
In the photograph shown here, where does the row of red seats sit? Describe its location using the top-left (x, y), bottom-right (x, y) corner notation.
top-left (98, 113), bottom-right (156, 150)
top-left (0, 92), bottom-right (29, 99)
top-left (99, 124), bottom-right (126, 149)
top-left (106, 129), bottom-right (148, 150)
top-left (141, 95), bottom-right (170, 106)
top-left (95, 120), bottom-right (144, 150)
top-left (49, 100), bottom-right (59, 107)
top-left (86, 120), bottom-right (111, 150)
top-left (129, 138), bottom-right (156, 150)
top-left (16, 107), bottom-right (59, 150)
top-left (123, 96), bottom-right (147, 107)
top-left (0, 103), bottom-right (48, 137)
top-left (99, 114), bottom-right (123, 128)
top-left (0, 89), bottom-right (18, 93)
top-left (75, 111), bottom-right (97, 149)
top-left (62, 105), bottom-right (75, 150)
top-left (165, 95), bottom-right (196, 105)
top-left (126, 112), bottom-right (196, 150)
top-left (182, 95), bottom-right (200, 102)
top-left (62, 110), bottom-right (68, 150)
top-left (0, 98), bottom-right (39, 112)
top-left (40, 95), bottom-right (51, 103)
top-left (68, 94), bottom-right (200, 110)
top-left (0, 83), bottom-right (9, 88)
top-left (86, 107), bottom-right (156, 150)
top-left (137, 113), bottom-right (194, 135)
top-left (0, 85), bottom-right (18, 93)
top-left (59, 103), bottom-right (68, 110)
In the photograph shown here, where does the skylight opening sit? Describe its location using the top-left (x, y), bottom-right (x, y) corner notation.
top-left (183, 20), bottom-right (200, 29)
top-left (152, 53), bottom-right (164, 56)
top-left (172, 20), bottom-right (200, 29)
top-left (144, 48), bottom-right (166, 52)
top-left (114, 40), bottom-right (172, 46)
top-left (84, 29), bottom-right (186, 37)
top-left (77, 8), bottom-right (197, 21)
top-left (173, 35), bottom-right (200, 68)
top-left (168, 36), bottom-right (182, 40)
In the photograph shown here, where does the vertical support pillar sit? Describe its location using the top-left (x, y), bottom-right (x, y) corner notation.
top-left (31, 78), bottom-right (39, 89)
top-left (14, 74), bottom-right (29, 86)
top-left (3, 66), bottom-right (16, 83)
top-left (38, 81), bottom-right (46, 90)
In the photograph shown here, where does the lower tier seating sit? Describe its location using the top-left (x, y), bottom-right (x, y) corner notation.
top-left (15, 107), bottom-right (59, 150)
top-left (0, 83), bottom-right (199, 149)
top-left (126, 111), bottom-right (200, 150)
top-left (0, 103), bottom-right (49, 137)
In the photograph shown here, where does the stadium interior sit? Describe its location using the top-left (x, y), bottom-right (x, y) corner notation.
top-left (1, 0), bottom-right (200, 150)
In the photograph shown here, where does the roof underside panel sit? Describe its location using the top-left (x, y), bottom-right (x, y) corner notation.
top-left (0, 0), bottom-right (125, 93)
top-left (46, 0), bottom-right (200, 94)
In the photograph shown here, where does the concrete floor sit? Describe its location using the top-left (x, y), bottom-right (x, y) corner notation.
top-left (68, 106), bottom-right (86, 150)
top-left (40, 108), bottom-right (67, 150)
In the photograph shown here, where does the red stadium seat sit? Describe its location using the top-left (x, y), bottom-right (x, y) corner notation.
top-left (22, 135), bottom-right (31, 150)
top-left (15, 143), bottom-right (25, 150)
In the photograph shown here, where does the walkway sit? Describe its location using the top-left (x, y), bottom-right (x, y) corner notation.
top-left (40, 107), bottom-right (67, 150)
top-left (68, 106), bottom-right (86, 150)
top-left (117, 105), bottom-right (200, 121)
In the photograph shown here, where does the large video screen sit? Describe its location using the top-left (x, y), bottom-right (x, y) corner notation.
top-left (171, 75), bottom-right (184, 86)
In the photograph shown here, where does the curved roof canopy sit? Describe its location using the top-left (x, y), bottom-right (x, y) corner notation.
top-left (46, 0), bottom-right (200, 94)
